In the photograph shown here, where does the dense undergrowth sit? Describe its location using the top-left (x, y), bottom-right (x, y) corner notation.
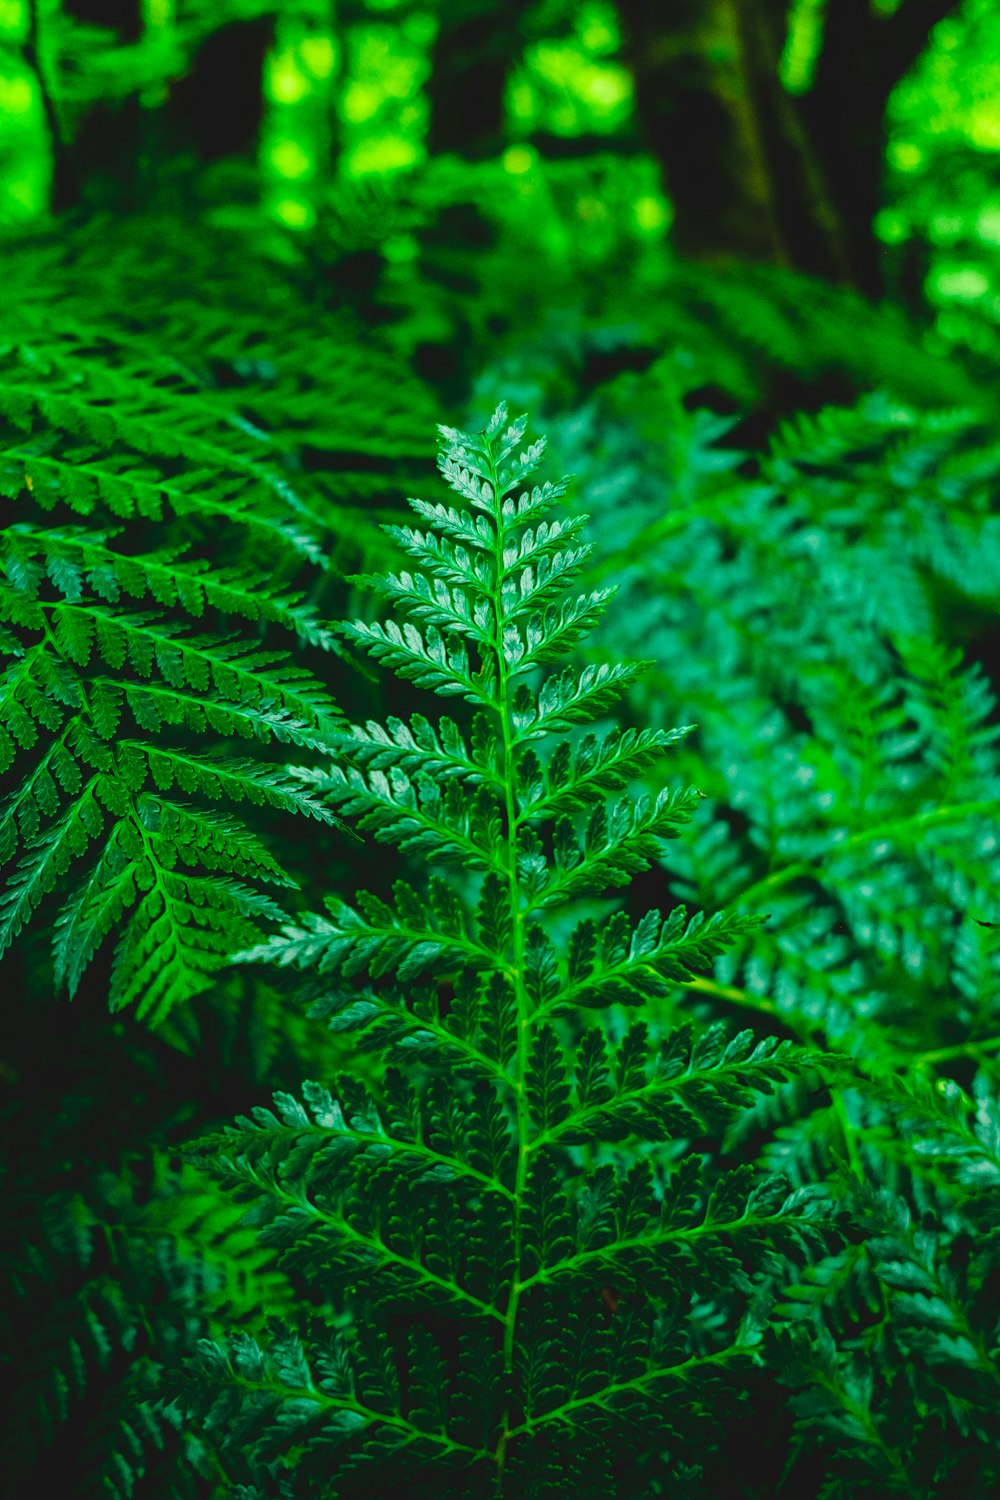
top-left (2, 4), bottom-right (1000, 1494)
top-left (2, 219), bottom-right (998, 1492)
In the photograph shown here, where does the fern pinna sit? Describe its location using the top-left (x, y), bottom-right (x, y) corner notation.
top-left (182, 405), bottom-right (830, 1498)
top-left (0, 326), bottom-right (345, 1024)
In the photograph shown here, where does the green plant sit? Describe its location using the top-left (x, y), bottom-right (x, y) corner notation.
top-left (478, 362), bottom-right (1000, 1495)
top-left (0, 914), bottom-right (356, 1500)
top-left (180, 403), bottom-right (830, 1497)
top-left (0, 324), bottom-right (338, 1024)
top-left (1, 1149), bottom-right (286, 1500)
top-left (0, 212), bottom-right (432, 1500)
top-left (0, 222), bottom-right (438, 1024)
top-left (5, 7), bottom-right (1000, 1497)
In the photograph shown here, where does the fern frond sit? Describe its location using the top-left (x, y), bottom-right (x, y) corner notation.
top-left (184, 401), bottom-right (812, 1496)
top-left (1, 1151), bottom-right (288, 1500)
top-left (0, 326), bottom-right (351, 1022)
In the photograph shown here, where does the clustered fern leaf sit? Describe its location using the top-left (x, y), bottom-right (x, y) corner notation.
top-left (181, 405), bottom-right (831, 1496)
top-left (0, 326), bottom-right (346, 1023)
top-left (0, 1148), bottom-right (289, 1500)
top-left (512, 363), bottom-right (1000, 1492)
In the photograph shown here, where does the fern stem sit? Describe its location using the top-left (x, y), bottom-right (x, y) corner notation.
top-left (219, 1373), bottom-right (488, 1462)
top-left (914, 1033), bottom-right (1000, 1067)
top-left (490, 443), bottom-right (532, 1486)
top-left (682, 977), bottom-right (868, 1179)
top-left (681, 973), bottom-right (781, 1017)
top-left (735, 799), bottom-right (997, 910)
top-left (584, 483), bottom-right (747, 585)
top-left (243, 1167), bottom-right (503, 1318)
top-left (505, 1341), bottom-right (755, 1442)
top-left (517, 1207), bottom-right (822, 1292)
top-left (4, 443), bottom-right (316, 557)
top-left (0, 695), bottom-right (75, 827)
top-left (829, 1087), bottom-right (864, 1180)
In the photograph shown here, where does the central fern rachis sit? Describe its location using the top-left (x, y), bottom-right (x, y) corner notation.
top-left (187, 404), bottom-right (828, 1497)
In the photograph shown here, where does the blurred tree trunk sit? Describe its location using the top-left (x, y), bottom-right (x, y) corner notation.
top-left (53, 4), bottom-right (275, 206)
top-left (56, 0), bottom-right (144, 209)
top-left (619, 0), bottom-right (960, 295)
top-left (167, 19), bottom-right (274, 161)
top-left (427, 0), bottom-right (532, 159)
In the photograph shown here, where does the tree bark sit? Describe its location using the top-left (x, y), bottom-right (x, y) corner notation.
top-left (426, 0), bottom-right (532, 159)
top-left (167, 19), bottom-right (275, 162)
top-left (619, 0), bottom-right (960, 295)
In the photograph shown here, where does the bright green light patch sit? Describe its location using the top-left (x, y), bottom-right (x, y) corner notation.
top-left (269, 140), bottom-right (312, 179)
top-left (403, 11), bottom-right (436, 45)
top-left (513, 43), bottom-right (633, 136)
top-left (582, 64), bottom-right (631, 112)
top-left (968, 103), bottom-right (1000, 150)
top-left (929, 211), bottom-right (963, 242)
top-left (937, 308), bottom-right (999, 356)
top-left (353, 27), bottom-right (421, 99)
top-left (346, 134), bottom-right (420, 176)
top-left (267, 52), bottom-right (310, 105)
top-left (780, 0), bottom-right (826, 96)
top-left (0, 73), bottom-right (33, 114)
top-left (529, 44), bottom-right (577, 89)
top-left (976, 204), bottom-right (1000, 244)
top-left (930, 265), bottom-right (990, 302)
top-left (3, 174), bottom-right (44, 215)
top-left (889, 140), bottom-right (923, 171)
top-left (577, 0), bottom-right (620, 55)
top-left (337, 20), bottom-right (431, 182)
top-left (383, 233), bottom-right (417, 263)
top-left (299, 36), bottom-right (337, 79)
top-left (0, 0), bottom-right (25, 38)
top-left (634, 194), bottom-right (669, 234)
top-left (874, 208), bottom-right (908, 244)
top-left (342, 80), bottom-right (381, 123)
top-left (0, 140), bottom-right (49, 221)
top-left (142, 0), bottom-right (172, 27)
top-left (508, 76), bottom-right (536, 123)
top-left (503, 145), bottom-right (536, 175)
top-left (272, 196), bottom-right (315, 229)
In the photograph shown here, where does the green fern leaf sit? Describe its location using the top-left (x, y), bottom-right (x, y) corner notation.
top-left (183, 401), bottom-right (813, 1496)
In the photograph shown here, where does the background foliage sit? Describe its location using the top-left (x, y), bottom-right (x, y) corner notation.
top-left (1, 1), bottom-right (999, 1495)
